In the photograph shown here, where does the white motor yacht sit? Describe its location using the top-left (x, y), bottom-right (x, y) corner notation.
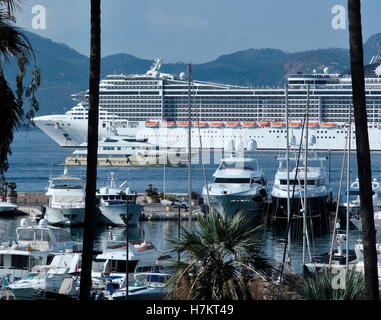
top-left (96, 172), bottom-right (143, 226)
top-left (65, 135), bottom-right (189, 167)
top-left (108, 272), bottom-right (170, 300)
top-left (44, 167), bottom-right (86, 226)
top-left (202, 156), bottom-right (268, 220)
top-left (271, 150), bottom-right (333, 220)
top-left (0, 218), bottom-right (81, 285)
top-left (7, 252), bottom-right (81, 299)
top-left (92, 237), bottom-right (168, 289)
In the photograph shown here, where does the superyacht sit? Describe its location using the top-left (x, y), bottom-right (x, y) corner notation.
top-left (202, 155), bottom-right (269, 219)
top-left (33, 58), bottom-right (381, 151)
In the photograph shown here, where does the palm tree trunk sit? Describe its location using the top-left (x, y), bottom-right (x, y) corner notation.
top-left (79, 0), bottom-right (101, 300)
top-left (347, 0), bottom-right (379, 300)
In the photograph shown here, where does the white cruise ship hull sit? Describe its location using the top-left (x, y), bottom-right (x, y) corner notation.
top-left (33, 117), bottom-right (381, 151)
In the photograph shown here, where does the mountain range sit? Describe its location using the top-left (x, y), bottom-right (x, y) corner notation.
top-left (4, 31), bottom-right (381, 116)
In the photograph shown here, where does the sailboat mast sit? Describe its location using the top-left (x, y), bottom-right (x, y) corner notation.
top-left (187, 62), bottom-right (192, 226)
top-left (285, 84), bottom-right (291, 264)
top-left (302, 84), bottom-right (310, 265)
top-left (346, 104), bottom-right (352, 268)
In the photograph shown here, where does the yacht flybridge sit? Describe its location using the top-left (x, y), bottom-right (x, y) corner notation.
top-left (202, 155), bottom-right (269, 220)
top-left (33, 58), bottom-right (381, 151)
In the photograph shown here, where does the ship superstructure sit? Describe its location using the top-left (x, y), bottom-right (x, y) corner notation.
top-left (33, 58), bottom-right (381, 151)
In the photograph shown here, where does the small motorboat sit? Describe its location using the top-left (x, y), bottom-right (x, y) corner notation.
top-left (242, 122), bottom-right (257, 128)
top-left (145, 121), bottom-right (160, 128)
top-left (259, 121), bottom-right (270, 127)
top-left (271, 121), bottom-right (285, 128)
top-left (193, 121), bottom-right (209, 128)
top-left (210, 122), bottom-right (225, 128)
top-left (96, 172), bottom-right (143, 226)
top-left (7, 253), bottom-right (81, 300)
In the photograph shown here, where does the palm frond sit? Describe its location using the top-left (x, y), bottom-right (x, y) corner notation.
top-left (0, 0), bottom-right (23, 15)
top-left (165, 210), bottom-right (274, 300)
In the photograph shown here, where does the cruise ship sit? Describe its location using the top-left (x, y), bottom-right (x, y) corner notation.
top-left (33, 58), bottom-right (381, 151)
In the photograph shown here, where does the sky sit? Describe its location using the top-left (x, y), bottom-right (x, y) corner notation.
top-left (14, 0), bottom-right (381, 63)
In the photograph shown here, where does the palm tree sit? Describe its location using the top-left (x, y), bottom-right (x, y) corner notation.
top-left (347, 0), bottom-right (379, 300)
top-left (79, 0), bottom-right (101, 300)
top-left (165, 211), bottom-right (273, 300)
top-left (295, 269), bottom-right (365, 300)
top-left (0, 1), bottom-right (40, 180)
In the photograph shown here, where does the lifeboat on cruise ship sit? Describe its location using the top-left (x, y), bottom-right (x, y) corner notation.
top-left (226, 122), bottom-right (241, 128)
top-left (271, 122), bottom-right (285, 128)
top-left (194, 121), bottom-right (209, 128)
top-left (145, 120), bottom-right (160, 128)
top-left (210, 122), bottom-right (225, 128)
top-left (289, 121), bottom-right (302, 128)
top-left (178, 122), bottom-right (191, 127)
top-left (308, 121), bottom-right (319, 128)
top-left (162, 121), bottom-right (177, 128)
top-left (242, 122), bottom-right (257, 128)
top-left (259, 121), bottom-right (270, 127)
top-left (320, 122), bottom-right (337, 129)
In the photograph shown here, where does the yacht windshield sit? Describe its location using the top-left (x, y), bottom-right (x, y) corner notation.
top-left (215, 178), bottom-right (251, 184)
top-left (18, 229), bottom-right (35, 241)
top-left (23, 272), bottom-right (42, 280)
top-left (280, 179), bottom-right (316, 186)
top-left (220, 160), bottom-right (257, 171)
top-left (51, 179), bottom-right (82, 189)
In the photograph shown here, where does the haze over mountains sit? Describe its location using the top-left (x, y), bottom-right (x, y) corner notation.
top-left (5, 31), bottom-right (381, 116)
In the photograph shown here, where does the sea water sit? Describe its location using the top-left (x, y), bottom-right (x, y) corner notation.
top-left (1, 129), bottom-right (380, 272)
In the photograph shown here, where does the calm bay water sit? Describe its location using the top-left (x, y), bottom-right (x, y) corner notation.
top-left (2, 129), bottom-right (381, 272)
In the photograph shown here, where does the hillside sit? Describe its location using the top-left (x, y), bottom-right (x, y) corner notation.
top-left (3, 31), bottom-right (381, 115)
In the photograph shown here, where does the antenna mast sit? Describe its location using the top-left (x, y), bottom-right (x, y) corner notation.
top-left (187, 62), bottom-right (192, 226)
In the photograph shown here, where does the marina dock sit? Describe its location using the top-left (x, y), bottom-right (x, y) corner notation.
top-left (13, 192), bottom-right (199, 221)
